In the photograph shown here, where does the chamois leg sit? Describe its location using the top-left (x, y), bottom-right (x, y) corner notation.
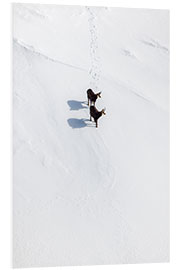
top-left (90, 115), bottom-right (92, 121)
top-left (95, 120), bottom-right (98, 128)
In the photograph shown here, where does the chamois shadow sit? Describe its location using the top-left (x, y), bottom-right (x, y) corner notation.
top-left (67, 118), bottom-right (91, 129)
top-left (67, 100), bottom-right (87, 111)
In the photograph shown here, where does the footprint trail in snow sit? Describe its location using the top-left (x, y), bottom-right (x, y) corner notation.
top-left (86, 7), bottom-right (101, 91)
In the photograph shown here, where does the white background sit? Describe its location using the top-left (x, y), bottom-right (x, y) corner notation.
top-left (0, 0), bottom-right (179, 269)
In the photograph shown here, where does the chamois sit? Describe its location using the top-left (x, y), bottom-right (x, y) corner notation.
top-left (87, 89), bottom-right (101, 106)
top-left (90, 105), bottom-right (106, 128)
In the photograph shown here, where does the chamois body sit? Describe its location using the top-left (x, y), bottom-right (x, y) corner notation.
top-left (90, 105), bottom-right (106, 128)
top-left (87, 89), bottom-right (101, 106)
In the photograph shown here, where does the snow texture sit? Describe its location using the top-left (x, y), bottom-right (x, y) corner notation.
top-left (13, 4), bottom-right (169, 268)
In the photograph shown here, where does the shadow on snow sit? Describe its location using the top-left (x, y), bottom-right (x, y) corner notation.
top-left (67, 100), bottom-right (87, 111)
top-left (67, 118), bottom-right (94, 129)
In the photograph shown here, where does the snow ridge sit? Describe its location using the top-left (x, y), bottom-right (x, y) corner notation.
top-left (14, 38), bottom-right (86, 72)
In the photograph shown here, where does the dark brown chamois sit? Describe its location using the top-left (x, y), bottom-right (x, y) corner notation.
top-left (87, 89), bottom-right (101, 106)
top-left (90, 105), bottom-right (106, 128)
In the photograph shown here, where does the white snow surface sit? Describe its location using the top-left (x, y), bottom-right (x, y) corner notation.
top-left (13, 4), bottom-right (169, 268)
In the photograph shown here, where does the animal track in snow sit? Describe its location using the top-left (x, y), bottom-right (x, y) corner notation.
top-left (86, 6), bottom-right (101, 91)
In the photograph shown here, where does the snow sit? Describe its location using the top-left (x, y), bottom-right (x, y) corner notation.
top-left (13, 4), bottom-right (169, 268)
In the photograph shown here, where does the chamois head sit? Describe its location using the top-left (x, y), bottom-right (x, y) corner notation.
top-left (97, 92), bottom-right (102, 98)
top-left (101, 108), bottom-right (106, 115)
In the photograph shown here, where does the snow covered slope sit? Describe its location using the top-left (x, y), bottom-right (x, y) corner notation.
top-left (13, 4), bottom-right (169, 267)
